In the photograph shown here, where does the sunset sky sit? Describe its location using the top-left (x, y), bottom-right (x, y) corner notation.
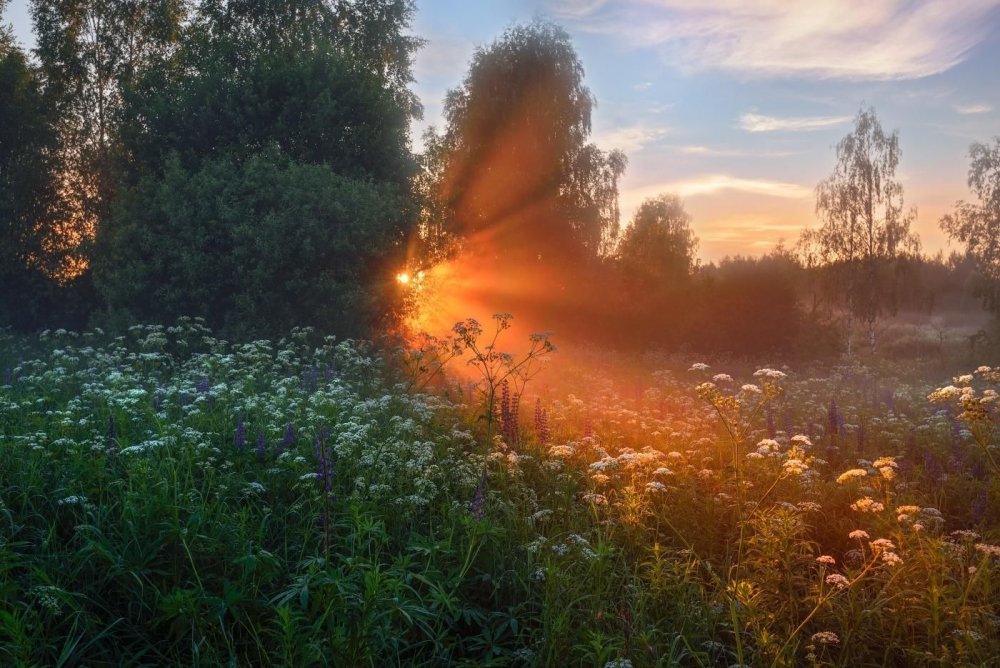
top-left (7, 0), bottom-right (1000, 260)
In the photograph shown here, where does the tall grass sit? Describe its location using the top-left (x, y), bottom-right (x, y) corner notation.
top-left (0, 320), bottom-right (997, 666)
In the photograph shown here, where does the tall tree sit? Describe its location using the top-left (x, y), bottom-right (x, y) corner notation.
top-left (616, 193), bottom-right (698, 289)
top-left (812, 106), bottom-right (920, 355)
top-left (30, 0), bottom-right (187, 260)
top-left (0, 28), bottom-right (88, 329)
top-left (434, 20), bottom-right (626, 268)
top-left (940, 138), bottom-right (1000, 312)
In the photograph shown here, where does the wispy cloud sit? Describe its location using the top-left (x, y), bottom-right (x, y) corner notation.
top-left (548, 0), bottom-right (1000, 80)
top-left (672, 144), bottom-right (798, 158)
top-left (622, 175), bottom-right (810, 208)
top-left (593, 122), bottom-right (672, 153)
top-left (739, 112), bottom-right (850, 132)
top-left (953, 103), bottom-right (993, 114)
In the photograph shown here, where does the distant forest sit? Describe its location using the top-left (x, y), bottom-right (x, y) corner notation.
top-left (2, 1), bottom-right (999, 357)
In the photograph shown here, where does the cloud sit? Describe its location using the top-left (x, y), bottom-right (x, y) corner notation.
top-left (953, 103), bottom-right (993, 114)
top-left (672, 145), bottom-right (797, 157)
top-left (620, 175), bottom-right (810, 216)
top-left (592, 122), bottom-right (672, 153)
top-left (739, 112), bottom-right (851, 132)
top-left (547, 0), bottom-right (1000, 80)
top-left (666, 174), bottom-right (811, 199)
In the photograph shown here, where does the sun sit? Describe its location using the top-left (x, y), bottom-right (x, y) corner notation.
top-left (396, 272), bottom-right (410, 285)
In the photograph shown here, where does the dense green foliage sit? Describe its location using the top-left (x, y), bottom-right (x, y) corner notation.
top-left (94, 37), bottom-right (415, 338)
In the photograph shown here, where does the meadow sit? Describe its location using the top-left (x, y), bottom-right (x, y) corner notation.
top-left (1, 316), bottom-right (998, 667)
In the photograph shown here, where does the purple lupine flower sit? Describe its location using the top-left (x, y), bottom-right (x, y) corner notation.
top-left (535, 398), bottom-right (550, 446)
top-left (235, 419), bottom-right (246, 451)
top-left (471, 469), bottom-right (487, 520)
top-left (277, 423), bottom-right (295, 456)
top-left (498, 380), bottom-right (520, 447)
top-left (195, 376), bottom-right (210, 393)
top-left (314, 432), bottom-right (335, 497)
top-left (255, 432), bottom-right (267, 461)
top-left (828, 400), bottom-right (842, 437)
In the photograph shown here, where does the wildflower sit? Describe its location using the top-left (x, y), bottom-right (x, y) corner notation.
top-left (255, 432), bottom-right (267, 461)
top-left (825, 574), bottom-right (850, 589)
top-left (928, 385), bottom-right (961, 402)
top-left (471, 470), bottom-right (487, 521)
top-left (652, 467), bottom-right (674, 476)
top-left (783, 459), bottom-right (808, 475)
top-left (754, 368), bottom-right (787, 379)
top-left (975, 543), bottom-right (1000, 558)
top-left (712, 373), bottom-right (733, 383)
top-left (548, 445), bottom-right (575, 458)
top-left (816, 555), bottom-right (836, 566)
top-left (848, 529), bottom-right (870, 540)
top-left (604, 660), bottom-right (633, 668)
top-left (791, 434), bottom-right (813, 447)
top-left (235, 419), bottom-right (246, 452)
top-left (757, 438), bottom-right (779, 451)
top-left (881, 551), bottom-right (903, 566)
top-left (811, 631), bottom-right (840, 645)
top-left (869, 538), bottom-right (896, 551)
top-left (741, 384), bottom-right (762, 394)
top-left (313, 433), bottom-right (335, 497)
top-left (581, 493), bottom-right (608, 506)
top-left (689, 363), bottom-right (710, 372)
top-left (837, 468), bottom-right (867, 483)
top-left (645, 481), bottom-right (667, 493)
top-left (851, 497), bottom-right (885, 513)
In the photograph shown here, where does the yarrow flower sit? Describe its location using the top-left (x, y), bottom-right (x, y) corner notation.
top-left (837, 469), bottom-right (867, 484)
top-left (825, 574), bottom-right (850, 590)
top-left (869, 538), bottom-right (896, 551)
top-left (754, 368), bottom-right (787, 379)
top-left (816, 555), bottom-right (836, 566)
top-left (811, 631), bottom-right (840, 645)
top-left (851, 497), bottom-right (885, 513)
top-left (688, 363), bottom-right (710, 372)
top-left (849, 529), bottom-right (870, 541)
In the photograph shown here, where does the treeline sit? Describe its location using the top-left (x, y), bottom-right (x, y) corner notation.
top-left (2, 5), bottom-right (998, 357)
